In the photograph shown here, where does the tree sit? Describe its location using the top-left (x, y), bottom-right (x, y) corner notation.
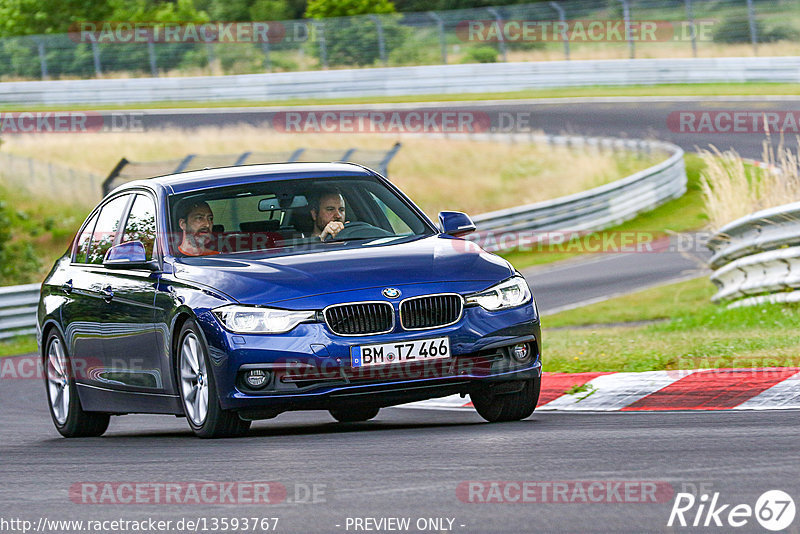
top-left (305, 0), bottom-right (396, 19)
top-left (0, 0), bottom-right (112, 37)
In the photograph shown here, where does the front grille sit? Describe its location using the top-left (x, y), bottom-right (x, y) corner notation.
top-left (323, 302), bottom-right (394, 336)
top-left (400, 294), bottom-right (463, 330)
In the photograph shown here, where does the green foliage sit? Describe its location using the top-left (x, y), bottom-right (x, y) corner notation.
top-left (305, 0), bottom-right (396, 19)
top-left (0, 193), bottom-right (41, 285)
top-left (712, 14), bottom-right (799, 44)
top-left (310, 15), bottom-right (408, 67)
top-left (461, 45), bottom-right (498, 63)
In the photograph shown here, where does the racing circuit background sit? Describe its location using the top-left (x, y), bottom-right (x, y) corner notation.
top-left (1, 0), bottom-right (800, 532)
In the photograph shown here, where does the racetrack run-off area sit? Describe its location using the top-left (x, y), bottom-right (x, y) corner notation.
top-left (405, 368), bottom-right (800, 412)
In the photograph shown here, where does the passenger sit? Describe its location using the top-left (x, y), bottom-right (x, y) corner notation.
top-left (308, 187), bottom-right (348, 241)
top-left (177, 201), bottom-right (219, 256)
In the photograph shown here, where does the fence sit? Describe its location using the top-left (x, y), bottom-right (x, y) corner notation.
top-left (708, 202), bottom-right (800, 307)
top-left (0, 152), bottom-right (103, 203)
top-left (0, 0), bottom-right (797, 81)
top-left (102, 144), bottom-right (402, 195)
top-left (2, 55), bottom-right (798, 106)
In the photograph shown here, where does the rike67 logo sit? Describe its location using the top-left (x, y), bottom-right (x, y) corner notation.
top-left (668, 490), bottom-right (795, 531)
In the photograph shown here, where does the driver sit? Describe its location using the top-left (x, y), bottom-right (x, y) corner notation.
top-left (177, 200), bottom-right (219, 256)
top-left (309, 187), bottom-right (348, 241)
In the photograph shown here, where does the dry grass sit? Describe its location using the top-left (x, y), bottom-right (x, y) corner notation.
top-left (1, 126), bottom-right (660, 216)
top-left (701, 136), bottom-right (800, 229)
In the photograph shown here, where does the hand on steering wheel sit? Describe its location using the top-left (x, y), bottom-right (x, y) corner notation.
top-left (320, 220), bottom-right (348, 241)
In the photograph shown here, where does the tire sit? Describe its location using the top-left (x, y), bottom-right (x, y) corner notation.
top-left (43, 329), bottom-right (110, 438)
top-left (177, 320), bottom-right (251, 438)
top-left (329, 405), bottom-right (380, 423)
top-left (470, 377), bottom-right (541, 423)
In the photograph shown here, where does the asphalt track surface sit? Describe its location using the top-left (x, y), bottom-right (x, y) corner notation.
top-left (2, 97), bottom-right (799, 533)
top-left (1, 374), bottom-right (799, 533)
top-left (131, 97), bottom-right (800, 160)
top-left (521, 238), bottom-right (711, 315)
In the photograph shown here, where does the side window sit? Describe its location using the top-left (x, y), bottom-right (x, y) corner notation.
top-left (73, 211), bottom-right (99, 263)
top-left (87, 195), bottom-right (131, 265)
top-left (123, 194), bottom-right (157, 260)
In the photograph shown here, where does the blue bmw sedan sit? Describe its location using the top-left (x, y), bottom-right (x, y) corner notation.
top-left (38, 163), bottom-right (541, 438)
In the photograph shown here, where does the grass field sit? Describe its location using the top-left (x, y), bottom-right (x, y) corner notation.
top-left (543, 277), bottom-right (800, 373)
top-left (0, 83), bottom-right (797, 112)
top-left (499, 153), bottom-right (708, 269)
top-left (2, 128), bottom-right (660, 217)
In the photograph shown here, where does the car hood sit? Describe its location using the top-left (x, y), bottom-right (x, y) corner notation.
top-left (171, 235), bottom-right (514, 306)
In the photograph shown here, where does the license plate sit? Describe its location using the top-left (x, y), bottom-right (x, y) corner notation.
top-left (351, 337), bottom-right (451, 368)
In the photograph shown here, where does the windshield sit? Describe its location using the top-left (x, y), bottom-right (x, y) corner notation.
top-left (167, 175), bottom-right (434, 257)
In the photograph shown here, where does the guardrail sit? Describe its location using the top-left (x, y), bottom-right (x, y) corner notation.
top-left (708, 203), bottom-right (800, 307)
top-left (0, 284), bottom-right (39, 340)
top-left (1, 56), bottom-right (798, 105)
top-left (460, 133), bottom-right (686, 252)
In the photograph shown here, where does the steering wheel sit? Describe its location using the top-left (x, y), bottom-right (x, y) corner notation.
top-left (323, 221), bottom-right (394, 241)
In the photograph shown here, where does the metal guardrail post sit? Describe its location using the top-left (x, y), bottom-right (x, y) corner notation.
top-left (746, 0), bottom-right (758, 55)
top-left (378, 142), bottom-right (402, 177)
top-left (36, 38), bottom-right (49, 80)
top-left (261, 41), bottom-right (272, 72)
top-left (549, 2), bottom-right (569, 61)
top-left (486, 8), bottom-right (507, 62)
top-left (617, 0), bottom-right (634, 59)
top-left (368, 15), bottom-right (388, 67)
top-left (234, 152), bottom-right (252, 165)
top-left (684, 0), bottom-right (698, 58)
top-left (314, 22), bottom-right (328, 70)
top-left (102, 157), bottom-right (130, 196)
top-left (147, 39), bottom-right (158, 77)
top-left (427, 12), bottom-right (447, 65)
top-left (174, 155), bottom-right (196, 173)
top-left (90, 38), bottom-right (103, 77)
top-left (288, 148), bottom-right (306, 162)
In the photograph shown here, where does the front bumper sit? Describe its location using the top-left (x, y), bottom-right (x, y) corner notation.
top-left (197, 302), bottom-right (541, 413)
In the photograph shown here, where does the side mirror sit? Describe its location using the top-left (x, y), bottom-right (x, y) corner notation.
top-left (104, 241), bottom-right (159, 271)
top-left (438, 211), bottom-right (476, 237)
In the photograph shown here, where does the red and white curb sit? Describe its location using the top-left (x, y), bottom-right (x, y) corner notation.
top-left (401, 368), bottom-right (800, 412)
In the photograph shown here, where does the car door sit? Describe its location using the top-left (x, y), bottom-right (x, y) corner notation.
top-left (95, 192), bottom-right (165, 393)
top-left (61, 193), bottom-right (133, 389)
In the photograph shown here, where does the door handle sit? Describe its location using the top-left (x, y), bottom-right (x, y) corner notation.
top-left (102, 286), bottom-right (114, 303)
top-left (61, 280), bottom-right (73, 294)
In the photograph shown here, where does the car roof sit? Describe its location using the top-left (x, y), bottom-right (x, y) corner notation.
top-left (114, 162), bottom-right (376, 196)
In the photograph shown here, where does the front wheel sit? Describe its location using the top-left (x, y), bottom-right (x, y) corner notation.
top-left (329, 405), bottom-right (380, 422)
top-left (44, 330), bottom-right (110, 437)
top-left (470, 378), bottom-right (541, 423)
top-left (177, 320), bottom-right (251, 438)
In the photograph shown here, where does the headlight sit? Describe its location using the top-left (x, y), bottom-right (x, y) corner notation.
top-left (465, 276), bottom-right (532, 311)
top-left (212, 305), bottom-right (316, 334)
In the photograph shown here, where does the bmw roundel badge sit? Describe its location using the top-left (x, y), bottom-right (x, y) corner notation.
top-left (382, 287), bottom-right (401, 299)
